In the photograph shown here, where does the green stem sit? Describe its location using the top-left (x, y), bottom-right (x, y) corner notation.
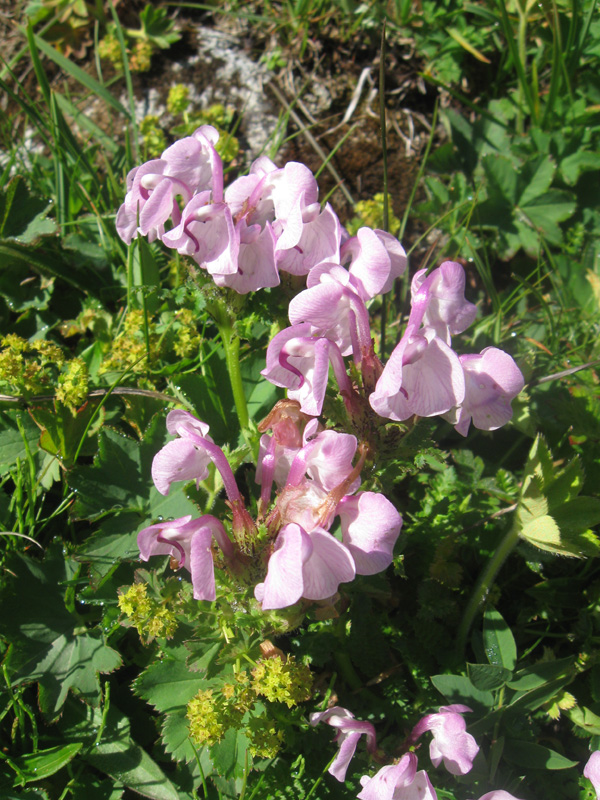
top-left (457, 523), bottom-right (520, 656)
top-left (219, 326), bottom-right (250, 435)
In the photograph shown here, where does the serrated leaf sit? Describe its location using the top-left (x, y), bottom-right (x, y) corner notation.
top-left (11, 743), bottom-right (82, 785)
top-left (521, 514), bottom-right (600, 557)
top-left (503, 739), bottom-right (577, 769)
top-left (523, 435), bottom-right (554, 487)
top-left (518, 155), bottom-right (556, 207)
top-left (68, 417), bottom-right (200, 521)
top-left (546, 457), bottom-right (584, 510)
top-left (552, 497), bottom-right (600, 535)
top-left (560, 150), bottom-right (600, 184)
top-left (135, 658), bottom-right (210, 713)
top-left (0, 411), bottom-right (41, 473)
top-left (467, 663), bottom-right (512, 691)
top-left (430, 674), bottom-right (494, 712)
top-left (0, 547), bottom-right (121, 718)
top-left (160, 711), bottom-right (212, 772)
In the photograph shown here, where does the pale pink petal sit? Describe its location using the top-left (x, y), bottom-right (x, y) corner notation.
top-left (585, 751), bottom-right (600, 799)
top-left (189, 527), bottom-right (216, 600)
top-left (151, 438), bottom-right (211, 495)
top-left (301, 528), bottom-right (356, 600)
top-left (358, 754), bottom-right (420, 800)
top-left (258, 523), bottom-right (308, 610)
top-left (477, 792), bottom-right (526, 800)
top-left (337, 492), bottom-right (402, 575)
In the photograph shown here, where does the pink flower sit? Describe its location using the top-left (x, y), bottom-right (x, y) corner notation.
top-left (443, 348), bottom-right (524, 436)
top-left (116, 126), bottom-right (222, 245)
top-left (336, 492), bottom-right (402, 575)
top-left (254, 522), bottom-right (356, 609)
top-left (410, 705), bottom-right (479, 776)
top-left (358, 754), bottom-right (437, 800)
top-left (262, 324), bottom-right (353, 416)
top-left (289, 264), bottom-right (372, 359)
top-left (476, 793), bottom-right (525, 800)
top-left (276, 203), bottom-right (342, 276)
top-left (309, 706), bottom-right (377, 782)
top-left (584, 751), bottom-right (600, 799)
top-left (341, 227), bottom-right (407, 300)
top-left (369, 328), bottom-right (465, 421)
top-left (137, 514), bottom-right (233, 601)
top-left (411, 262), bottom-right (477, 344)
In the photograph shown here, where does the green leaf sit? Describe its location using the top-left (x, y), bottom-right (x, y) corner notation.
top-left (68, 417), bottom-right (201, 521)
top-left (568, 705), bottom-right (600, 735)
top-left (546, 457), bottom-right (584, 510)
top-left (11, 743), bottom-right (82, 785)
top-left (507, 657), bottom-right (575, 692)
top-left (430, 674), bottom-right (494, 712)
top-left (0, 547), bottom-right (122, 718)
top-left (467, 663), bottom-right (512, 691)
top-left (0, 411), bottom-right (41, 473)
top-left (503, 739), bottom-right (577, 770)
top-left (483, 607), bottom-right (517, 670)
top-left (552, 497), bottom-right (600, 535)
top-left (518, 155), bottom-right (556, 207)
top-left (560, 150), bottom-right (600, 185)
top-left (0, 176), bottom-right (56, 244)
top-left (210, 728), bottom-right (250, 780)
top-left (507, 676), bottom-right (572, 714)
top-left (135, 657), bottom-right (211, 714)
top-left (520, 514), bottom-right (600, 557)
top-left (31, 33), bottom-right (131, 119)
top-left (87, 738), bottom-right (179, 800)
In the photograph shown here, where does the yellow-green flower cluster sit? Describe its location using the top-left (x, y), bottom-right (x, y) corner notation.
top-left (246, 714), bottom-right (284, 759)
top-left (129, 40), bottom-right (153, 73)
top-left (347, 193), bottom-right (401, 237)
top-left (100, 310), bottom-right (160, 376)
top-left (173, 308), bottom-right (202, 359)
top-left (187, 689), bottom-right (228, 747)
top-left (140, 116), bottom-right (167, 160)
top-left (0, 334), bottom-right (67, 398)
top-left (251, 655), bottom-right (313, 708)
top-left (118, 583), bottom-right (177, 642)
top-left (167, 85), bottom-right (190, 116)
top-left (56, 358), bottom-right (89, 413)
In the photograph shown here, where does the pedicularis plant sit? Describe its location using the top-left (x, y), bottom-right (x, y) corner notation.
top-left (99, 123), bottom-right (598, 799)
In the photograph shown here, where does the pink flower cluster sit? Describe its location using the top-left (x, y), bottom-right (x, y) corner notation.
top-left (137, 407), bottom-right (402, 608)
top-left (311, 704), bottom-right (525, 800)
top-left (116, 125), bottom-right (403, 295)
top-left (266, 258), bottom-right (524, 437)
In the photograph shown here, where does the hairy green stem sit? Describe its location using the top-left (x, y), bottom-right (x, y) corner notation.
top-left (457, 523), bottom-right (521, 656)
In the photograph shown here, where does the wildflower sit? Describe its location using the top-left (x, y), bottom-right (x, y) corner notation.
top-left (410, 262), bottom-right (477, 345)
top-left (56, 358), bottom-right (88, 412)
top-left (358, 753), bottom-right (437, 800)
top-left (262, 324), bottom-right (353, 416)
top-left (476, 793), bottom-right (525, 800)
top-left (251, 654), bottom-right (312, 707)
top-left (443, 348), bottom-right (524, 436)
top-left (151, 410), bottom-right (214, 496)
top-left (187, 689), bottom-right (225, 746)
top-left (255, 523), bottom-right (356, 609)
top-left (137, 514), bottom-right (233, 601)
top-left (584, 751), bottom-right (600, 800)
top-left (336, 492), bottom-right (402, 575)
top-left (410, 705), bottom-right (479, 776)
top-left (369, 327), bottom-right (465, 422)
top-left (341, 226), bottom-right (407, 300)
top-left (310, 706), bottom-right (377, 783)
top-left (246, 713), bottom-right (284, 758)
top-left (288, 264), bottom-right (373, 361)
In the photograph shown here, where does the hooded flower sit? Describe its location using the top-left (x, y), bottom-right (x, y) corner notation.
top-left (309, 706), bottom-right (377, 782)
top-left (369, 328), bottom-right (465, 422)
top-left (336, 492), bottom-right (402, 575)
top-left (341, 227), bottom-right (407, 300)
top-left (443, 348), bottom-right (524, 436)
top-left (254, 522), bottom-right (356, 609)
top-left (411, 261), bottom-right (477, 344)
top-left (137, 514), bottom-right (233, 601)
top-left (358, 754), bottom-right (437, 800)
top-left (410, 704), bottom-right (479, 776)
